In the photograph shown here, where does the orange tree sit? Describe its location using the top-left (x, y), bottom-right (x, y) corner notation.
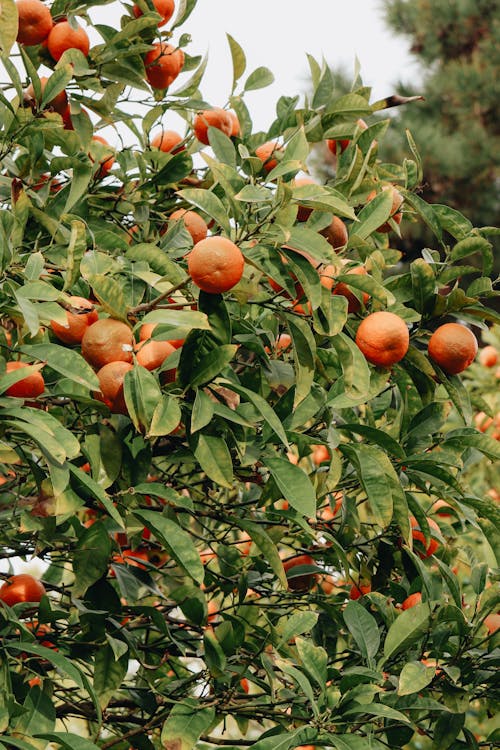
top-left (0, 1), bottom-right (499, 748)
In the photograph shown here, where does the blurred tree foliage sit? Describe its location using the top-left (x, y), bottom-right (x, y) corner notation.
top-left (379, 0), bottom-right (500, 257)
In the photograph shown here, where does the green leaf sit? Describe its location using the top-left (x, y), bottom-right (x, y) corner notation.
top-left (244, 66), bottom-right (274, 91)
top-left (403, 191), bottom-right (443, 243)
top-left (432, 712), bottom-right (465, 750)
top-left (7, 642), bottom-right (87, 690)
top-left (276, 611), bottom-right (319, 648)
top-left (264, 456), bottom-right (316, 517)
top-left (351, 189), bottom-right (393, 240)
top-left (142, 308), bottom-right (209, 331)
top-left (87, 274), bottom-right (129, 323)
top-left (160, 698), bottom-right (215, 750)
top-left (450, 235), bottom-right (493, 277)
top-left (123, 365), bottom-right (162, 434)
top-left (236, 518), bottom-right (287, 589)
top-left (21, 344), bottom-right (99, 391)
top-left (93, 646), bottom-right (128, 709)
top-left (192, 432), bottom-right (233, 489)
top-left (227, 33), bottom-right (247, 92)
top-left (329, 92), bottom-right (371, 116)
top-left (42, 66), bottom-right (73, 109)
top-left (343, 601), bottom-right (380, 662)
top-left (191, 389), bottom-right (214, 433)
top-left (171, 0), bottom-right (197, 29)
top-left (176, 188), bottom-right (231, 235)
top-left (340, 444), bottom-right (393, 528)
top-left (0, 0), bottom-right (18, 55)
top-left (398, 660), bottom-right (436, 696)
top-left (148, 394), bottom-right (182, 437)
top-left (207, 125), bottom-right (237, 168)
top-left (63, 220), bottom-right (87, 291)
top-left (34, 735), bottom-right (101, 750)
top-left (12, 687), bottom-right (55, 748)
top-left (287, 314), bottom-right (317, 408)
top-left (221, 381), bottom-right (289, 447)
top-left (63, 159), bottom-right (93, 214)
top-left (328, 332), bottom-right (371, 402)
top-left (69, 464), bottom-right (124, 528)
top-left (73, 521), bottom-right (112, 597)
top-left (134, 510), bottom-right (204, 584)
top-left (410, 258), bottom-right (436, 316)
top-left (295, 636), bottom-right (328, 687)
top-left (433, 204), bottom-right (472, 240)
top-left (312, 63), bottom-right (334, 109)
top-left (383, 603), bottom-right (431, 662)
top-left (188, 344), bottom-right (237, 388)
top-left (275, 658), bottom-right (319, 716)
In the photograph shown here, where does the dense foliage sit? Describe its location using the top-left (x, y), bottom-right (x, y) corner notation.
top-left (0, 1), bottom-right (498, 748)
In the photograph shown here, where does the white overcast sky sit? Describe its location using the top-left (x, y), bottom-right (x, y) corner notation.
top-left (168, 0), bottom-right (421, 131)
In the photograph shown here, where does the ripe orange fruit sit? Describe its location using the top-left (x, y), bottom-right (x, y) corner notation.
top-left (320, 215), bottom-right (349, 250)
top-left (430, 499), bottom-right (453, 517)
top-left (484, 613), bottom-right (500, 634)
top-left (47, 21), bottom-right (90, 61)
top-left (24, 76), bottom-right (67, 115)
top-left (410, 516), bottom-right (440, 558)
top-left (50, 296), bottom-right (98, 345)
top-left (0, 574), bottom-right (46, 605)
top-left (151, 129), bottom-right (184, 153)
top-left (132, 0), bottom-right (174, 26)
top-left (428, 323), bottom-right (478, 375)
top-left (317, 492), bottom-right (343, 522)
top-left (193, 108), bottom-right (233, 145)
top-left (95, 361), bottom-right (133, 414)
top-left (402, 592), bottom-right (422, 610)
top-left (188, 236), bottom-right (244, 294)
top-left (474, 411), bottom-right (494, 433)
top-left (367, 185), bottom-right (403, 233)
top-left (5, 361), bottom-right (45, 398)
top-left (81, 318), bottom-right (134, 369)
top-left (144, 43), bottom-right (184, 89)
top-left (255, 141), bottom-right (282, 173)
top-left (112, 548), bottom-right (148, 570)
top-left (169, 209), bottom-right (208, 244)
top-left (479, 345), bottom-right (498, 367)
top-left (311, 444), bottom-right (330, 465)
top-left (240, 677), bottom-right (249, 693)
top-left (90, 135), bottom-right (115, 178)
top-left (330, 261), bottom-right (370, 313)
top-left (349, 583), bottom-right (371, 600)
top-left (135, 339), bottom-right (175, 374)
top-left (283, 554), bottom-right (317, 592)
top-left (16, 0), bottom-right (53, 46)
top-left (355, 311), bottom-right (409, 368)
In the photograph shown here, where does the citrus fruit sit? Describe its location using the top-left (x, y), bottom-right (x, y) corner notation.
top-left (479, 345), bottom-right (498, 367)
top-left (283, 554), bottom-right (317, 592)
top-left (188, 236), bottom-right (244, 294)
top-left (331, 261), bottom-right (370, 313)
top-left (151, 129), bottom-right (184, 153)
top-left (47, 21), bottom-right (90, 61)
top-left (355, 311), bottom-right (409, 367)
top-left (81, 318), bottom-right (134, 369)
top-left (193, 108), bottom-right (232, 145)
top-left (320, 215), bottom-right (348, 250)
top-left (0, 574), bottom-right (46, 605)
top-left (135, 339), bottom-right (175, 372)
top-left (484, 613), bottom-right (500, 634)
top-left (16, 0), bottom-right (53, 46)
top-left (349, 583), bottom-right (371, 600)
top-left (169, 208), bottom-right (208, 244)
top-left (5, 361), bottom-right (45, 398)
top-left (95, 361), bottom-right (133, 414)
top-left (255, 141), bottom-right (282, 173)
top-left (402, 592), bottom-right (422, 610)
top-left (144, 43), bottom-right (184, 89)
top-left (410, 516), bottom-right (440, 558)
top-left (428, 322), bottom-right (478, 375)
top-left (24, 76), bottom-right (67, 115)
top-left (132, 0), bottom-right (174, 26)
top-left (50, 296), bottom-right (98, 345)
top-left (90, 135), bottom-right (115, 178)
